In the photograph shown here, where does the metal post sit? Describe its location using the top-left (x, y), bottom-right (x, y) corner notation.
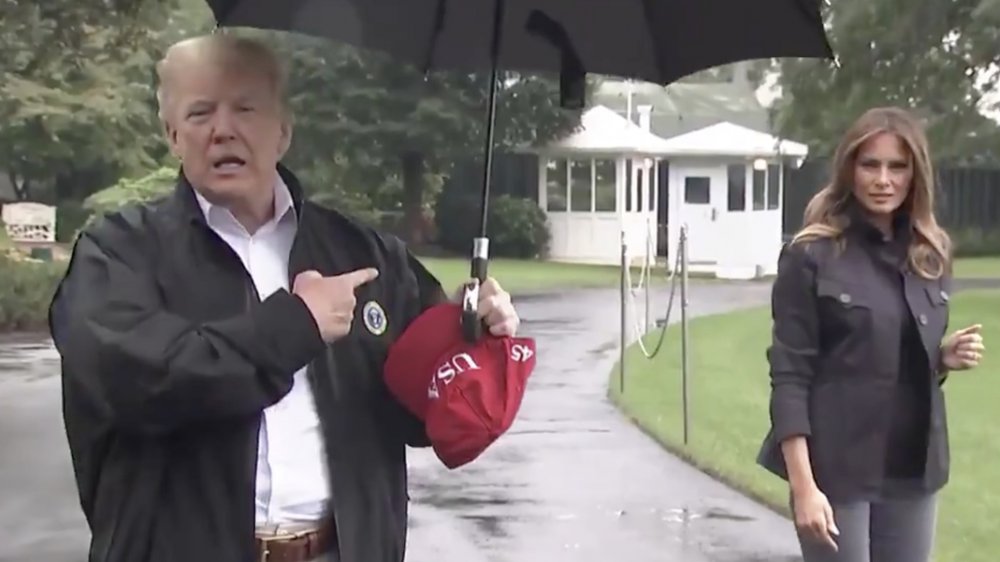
top-left (680, 225), bottom-right (691, 446)
top-left (644, 218), bottom-right (651, 332)
top-left (619, 231), bottom-right (627, 394)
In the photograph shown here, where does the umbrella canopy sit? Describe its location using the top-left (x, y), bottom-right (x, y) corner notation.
top-left (205, 0), bottom-right (832, 90)
top-left (201, 0), bottom-right (834, 341)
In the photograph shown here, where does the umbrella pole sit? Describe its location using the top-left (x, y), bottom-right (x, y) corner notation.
top-left (462, 0), bottom-right (506, 342)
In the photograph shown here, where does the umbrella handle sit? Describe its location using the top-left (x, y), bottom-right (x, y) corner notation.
top-left (461, 237), bottom-right (490, 342)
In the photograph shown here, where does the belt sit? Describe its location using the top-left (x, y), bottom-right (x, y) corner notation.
top-left (255, 520), bottom-right (337, 562)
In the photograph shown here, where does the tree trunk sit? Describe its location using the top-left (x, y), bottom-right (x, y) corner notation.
top-left (9, 172), bottom-right (31, 201)
top-left (54, 166), bottom-right (112, 202)
top-left (400, 151), bottom-right (426, 246)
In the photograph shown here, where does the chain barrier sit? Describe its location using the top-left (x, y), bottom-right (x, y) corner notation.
top-left (617, 221), bottom-right (692, 443)
top-left (621, 221), bottom-right (685, 359)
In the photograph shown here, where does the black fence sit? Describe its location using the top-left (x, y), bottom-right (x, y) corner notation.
top-left (784, 159), bottom-right (1000, 234)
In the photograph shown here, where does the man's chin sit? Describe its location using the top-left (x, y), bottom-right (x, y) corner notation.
top-left (195, 181), bottom-right (250, 206)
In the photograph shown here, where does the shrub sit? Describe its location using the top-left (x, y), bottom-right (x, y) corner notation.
top-left (0, 217), bottom-right (10, 251)
top-left (434, 193), bottom-right (550, 259)
top-left (950, 227), bottom-right (1000, 258)
top-left (295, 163), bottom-right (381, 227)
top-left (484, 195), bottom-right (551, 259)
top-left (56, 202), bottom-right (92, 243)
top-left (0, 254), bottom-right (66, 333)
top-left (84, 167), bottom-right (178, 218)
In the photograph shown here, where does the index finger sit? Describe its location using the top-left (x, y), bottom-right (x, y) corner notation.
top-left (957, 324), bottom-right (983, 335)
top-left (337, 267), bottom-right (379, 288)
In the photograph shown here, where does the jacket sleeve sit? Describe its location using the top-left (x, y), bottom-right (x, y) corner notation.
top-left (936, 271), bottom-right (954, 387)
top-left (384, 236), bottom-right (448, 448)
top-left (49, 227), bottom-right (326, 436)
top-left (766, 242), bottom-right (820, 443)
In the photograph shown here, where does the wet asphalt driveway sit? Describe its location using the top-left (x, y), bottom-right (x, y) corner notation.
top-left (0, 280), bottom-right (804, 562)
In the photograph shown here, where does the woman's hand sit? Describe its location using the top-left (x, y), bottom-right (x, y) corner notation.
top-left (941, 324), bottom-right (986, 371)
top-left (792, 484), bottom-right (840, 552)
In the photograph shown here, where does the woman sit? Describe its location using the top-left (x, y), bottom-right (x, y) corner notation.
top-left (756, 106), bottom-right (986, 562)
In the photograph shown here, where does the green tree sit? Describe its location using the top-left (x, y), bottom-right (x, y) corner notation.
top-left (774, 0), bottom-right (1000, 163)
top-left (0, 0), bottom-right (179, 203)
top-left (273, 35), bottom-right (588, 245)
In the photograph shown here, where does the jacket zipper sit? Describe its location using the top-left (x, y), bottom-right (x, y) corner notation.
top-left (195, 221), bottom-right (266, 533)
top-left (285, 206), bottom-right (344, 544)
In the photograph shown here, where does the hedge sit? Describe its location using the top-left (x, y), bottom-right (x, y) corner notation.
top-left (0, 254), bottom-right (66, 333)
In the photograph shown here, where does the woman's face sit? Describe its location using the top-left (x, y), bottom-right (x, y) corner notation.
top-left (851, 132), bottom-right (914, 219)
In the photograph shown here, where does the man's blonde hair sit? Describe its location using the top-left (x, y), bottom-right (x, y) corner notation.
top-left (155, 33), bottom-right (289, 125)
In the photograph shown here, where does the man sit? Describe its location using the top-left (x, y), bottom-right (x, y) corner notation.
top-left (48, 34), bottom-right (519, 562)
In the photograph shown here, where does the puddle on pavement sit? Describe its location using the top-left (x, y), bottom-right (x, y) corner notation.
top-left (458, 514), bottom-right (507, 538)
top-left (518, 318), bottom-right (590, 337)
top-left (519, 317), bottom-right (578, 327)
top-left (420, 494), bottom-right (526, 509)
top-left (590, 341), bottom-right (618, 355)
top-left (414, 489), bottom-right (533, 541)
top-left (656, 506), bottom-right (755, 524)
top-left (507, 427), bottom-right (610, 436)
top-left (0, 337), bottom-right (60, 381)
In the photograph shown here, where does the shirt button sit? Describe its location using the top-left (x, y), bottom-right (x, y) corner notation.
top-left (919, 314), bottom-right (928, 325)
top-left (940, 290), bottom-right (949, 302)
top-left (839, 293), bottom-right (852, 304)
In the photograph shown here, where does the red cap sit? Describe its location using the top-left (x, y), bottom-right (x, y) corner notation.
top-left (383, 302), bottom-right (536, 469)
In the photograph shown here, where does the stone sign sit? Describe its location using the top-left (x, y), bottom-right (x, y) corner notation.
top-left (1, 202), bottom-right (56, 243)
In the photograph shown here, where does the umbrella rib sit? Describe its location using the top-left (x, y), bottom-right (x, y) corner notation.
top-left (420, 0), bottom-right (449, 76)
top-left (638, 0), bottom-right (669, 84)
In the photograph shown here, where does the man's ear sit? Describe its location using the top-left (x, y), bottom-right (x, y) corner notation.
top-left (278, 119), bottom-right (293, 157)
top-left (163, 120), bottom-right (181, 159)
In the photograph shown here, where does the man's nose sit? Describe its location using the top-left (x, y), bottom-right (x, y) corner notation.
top-left (210, 109), bottom-right (237, 142)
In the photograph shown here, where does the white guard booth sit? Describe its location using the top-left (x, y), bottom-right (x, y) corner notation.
top-left (528, 105), bottom-right (672, 266)
top-left (658, 121), bottom-right (810, 279)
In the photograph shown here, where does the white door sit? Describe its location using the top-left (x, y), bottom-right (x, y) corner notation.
top-left (676, 167), bottom-right (724, 266)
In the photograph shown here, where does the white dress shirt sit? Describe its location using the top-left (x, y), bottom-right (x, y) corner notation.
top-left (194, 177), bottom-right (330, 526)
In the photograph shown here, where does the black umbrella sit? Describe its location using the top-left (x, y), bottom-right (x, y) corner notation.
top-left (204, 0), bottom-right (834, 341)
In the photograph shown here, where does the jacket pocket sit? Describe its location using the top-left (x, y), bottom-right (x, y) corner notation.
top-left (815, 277), bottom-right (874, 374)
top-left (816, 277), bottom-right (871, 309)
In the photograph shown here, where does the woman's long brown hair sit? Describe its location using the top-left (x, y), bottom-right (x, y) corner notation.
top-left (792, 106), bottom-right (951, 279)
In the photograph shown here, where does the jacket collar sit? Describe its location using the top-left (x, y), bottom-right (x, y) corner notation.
top-left (172, 162), bottom-right (307, 226)
top-left (843, 197), bottom-right (912, 246)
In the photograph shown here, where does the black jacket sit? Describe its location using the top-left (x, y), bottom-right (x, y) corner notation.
top-left (756, 215), bottom-right (952, 502)
top-left (48, 166), bottom-right (446, 562)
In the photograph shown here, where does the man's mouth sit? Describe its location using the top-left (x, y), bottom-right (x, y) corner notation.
top-left (213, 156), bottom-right (246, 170)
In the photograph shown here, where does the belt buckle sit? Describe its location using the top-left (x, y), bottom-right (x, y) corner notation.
top-left (256, 525), bottom-right (312, 562)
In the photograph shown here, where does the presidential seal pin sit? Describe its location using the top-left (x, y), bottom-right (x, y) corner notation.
top-left (362, 300), bottom-right (387, 336)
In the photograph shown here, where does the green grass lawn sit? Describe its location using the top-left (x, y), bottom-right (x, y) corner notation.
top-left (411, 255), bottom-right (999, 298)
top-left (953, 256), bottom-right (1000, 279)
top-left (415, 256), bottom-right (670, 295)
top-left (609, 289), bottom-right (1000, 562)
